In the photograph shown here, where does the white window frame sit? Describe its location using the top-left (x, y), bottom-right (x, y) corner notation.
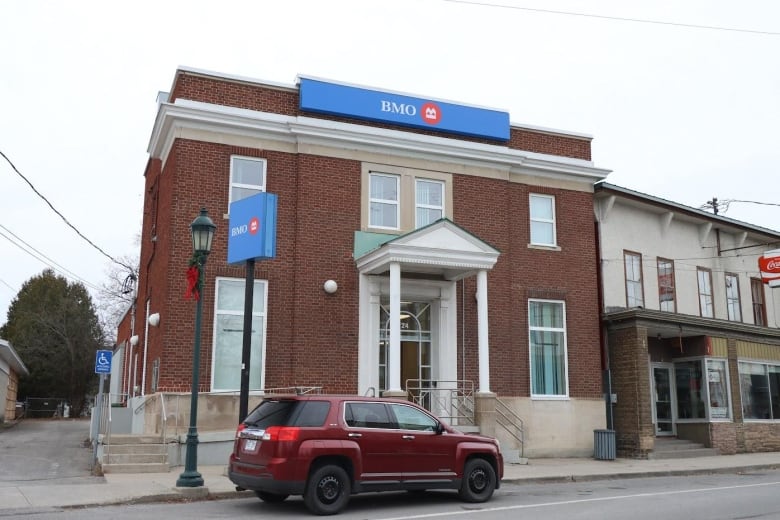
top-left (415, 178), bottom-right (445, 228)
top-left (697, 268), bottom-right (714, 318)
top-left (528, 299), bottom-right (569, 399)
top-left (706, 358), bottom-right (732, 421)
top-left (229, 156), bottom-right (266, 205)
top-left (725, 273), bottom-right (742, 322)
top-left (369, 172), bottom-right (400, 230)
top-left (529, 194), bottom-right (557, 247)
top-left (211, 277), bottom-right (269, 392)
top-left (624, 251), bottom-right (644, 308)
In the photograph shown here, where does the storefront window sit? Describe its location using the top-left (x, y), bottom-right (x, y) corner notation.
top-left (675, 361), bottom-right (705, 419)
top-left (740, 361), bottom-right (780, 420)
top-left (706, 359), bottom-right (730, 419)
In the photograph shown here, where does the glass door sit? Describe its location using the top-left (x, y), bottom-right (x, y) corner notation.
top-left (379, 302), bottom-right (432, 408)
top-left (652, 363), bottom-right (676, 436)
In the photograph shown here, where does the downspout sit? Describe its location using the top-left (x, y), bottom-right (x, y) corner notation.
top-left (141, 298), bottom-right (151, 395)
top-left (595, 219), bottom-right (614, 430)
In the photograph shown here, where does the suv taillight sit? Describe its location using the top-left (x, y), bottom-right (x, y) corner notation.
top-left (262, 426), bottom-right (301, 442)
top-left (235, 423), bottom-right (247, 440)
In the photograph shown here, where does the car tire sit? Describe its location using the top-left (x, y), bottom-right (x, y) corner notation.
top-left (458, 458), bottom-right (496, 503)
top-left (254, 490), bottom-right (289, 502)
top-left (304, 464), bottom-right (351, 515)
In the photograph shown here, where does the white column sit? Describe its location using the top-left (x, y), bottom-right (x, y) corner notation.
top-left (389, 262), bottom-right (402, 392)
top-left (477, 269), bottom-right (491, 393)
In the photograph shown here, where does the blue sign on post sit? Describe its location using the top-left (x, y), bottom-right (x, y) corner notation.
top-left (299, 77), bottom-right (510, 141)
top-left (228, 192), bottom-right (278, 264)
top-left (95, 350), bottom-right (112, 374)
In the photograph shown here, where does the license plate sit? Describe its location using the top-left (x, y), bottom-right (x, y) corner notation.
top-left (243, 439), bottom-right (257, 451)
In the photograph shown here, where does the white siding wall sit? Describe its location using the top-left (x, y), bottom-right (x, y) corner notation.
top-left (597, 198), bottom-right (778, 327)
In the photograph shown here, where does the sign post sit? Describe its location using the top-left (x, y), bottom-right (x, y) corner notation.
top-left (92, 349), bottom-right (113, 469)
top-left (228, 193), bottom-right (277, 423)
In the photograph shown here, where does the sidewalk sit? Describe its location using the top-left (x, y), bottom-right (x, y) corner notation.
top-left (1, 452), bottom-right (780, 514)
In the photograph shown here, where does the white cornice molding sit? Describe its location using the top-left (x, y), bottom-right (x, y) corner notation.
top-left (148, 99), bottom-right (611, 183)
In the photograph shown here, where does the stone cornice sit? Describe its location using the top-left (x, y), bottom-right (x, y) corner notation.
top-left (148, 100), bottom-right (611, 184)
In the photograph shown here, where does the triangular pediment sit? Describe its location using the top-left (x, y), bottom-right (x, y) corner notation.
top-left (355, 219), bottom-right (499, 280)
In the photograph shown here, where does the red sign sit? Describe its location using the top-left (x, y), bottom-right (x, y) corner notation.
top-left (758, 249), bottom-right (780, 284)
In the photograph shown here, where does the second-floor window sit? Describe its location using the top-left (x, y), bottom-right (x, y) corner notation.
top-left (624, 251), bottom-right (644, 307)
top-left (657, 258), bottom-right (676, 312)
top-left (230, 156), bottom-right (266, 204)
top-left (697, 268), bottom-right (714, 318)
top-left (725, 273), bottom-right (742, 322)
top-left (751, 278), bottom-right (767, 326)
top-left (529, 194), bottom-right (557, 246)
top-left (415, 179), bottom-right (444, 228)
top-left (369, 173), bottom-right (400, 229)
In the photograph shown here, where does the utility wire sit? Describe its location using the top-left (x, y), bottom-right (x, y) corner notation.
top-left (0, 148), bottom-right (137, 274)
top-left (0, 228), bottom-right (104, 293)
top-left (0, 277), bottom-right (16, 293)
top-left (445, 0), bottom-right (780, 36)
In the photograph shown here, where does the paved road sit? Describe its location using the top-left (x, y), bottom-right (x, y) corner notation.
top-left (0, 418), bottom-right (101, 487)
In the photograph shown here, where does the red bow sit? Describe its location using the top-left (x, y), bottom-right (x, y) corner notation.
top-left (185, 265), bottom-right (200, 300)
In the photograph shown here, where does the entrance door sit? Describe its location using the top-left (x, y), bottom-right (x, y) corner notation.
top-left (652, 364), bottom-right (676, 436)
top-left (379, 302), bottom-right (432, 408)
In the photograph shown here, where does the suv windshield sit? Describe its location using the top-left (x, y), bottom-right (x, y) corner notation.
top-left (244, 399), bottom-right (330, 428)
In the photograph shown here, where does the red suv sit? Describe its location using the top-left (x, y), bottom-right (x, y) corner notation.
top-left (228, 395), bottom-right (503, 515)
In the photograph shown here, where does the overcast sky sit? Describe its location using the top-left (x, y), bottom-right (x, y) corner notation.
top-left (1, 0), bottom-right (779, 329)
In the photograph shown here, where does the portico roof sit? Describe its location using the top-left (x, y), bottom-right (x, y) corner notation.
top-left (354, 219), bottom-right (500, 280)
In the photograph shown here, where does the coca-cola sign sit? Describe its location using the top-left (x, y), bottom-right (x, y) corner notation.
top-left (758, 249), bottom-right (780, 284)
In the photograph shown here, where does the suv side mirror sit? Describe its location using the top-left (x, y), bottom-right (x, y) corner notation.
top-left (436, 422), bottom-right (445, 435)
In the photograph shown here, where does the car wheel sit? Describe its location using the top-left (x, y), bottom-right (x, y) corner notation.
top-left (304, 464), bottom-right (351, 515)
top-left (458, 458), bottom-right (496, 503)
top-left (254, 490), bottom-right (289, 503)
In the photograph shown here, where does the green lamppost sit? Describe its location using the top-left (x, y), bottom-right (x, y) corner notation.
top-left (177, 208), bottom-right (216, 488)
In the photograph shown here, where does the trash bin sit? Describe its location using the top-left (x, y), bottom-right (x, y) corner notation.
top-left (593, 429), bottom-right (616, 460)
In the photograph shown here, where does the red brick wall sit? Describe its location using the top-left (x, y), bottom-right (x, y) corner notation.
top-left (453, 177), bottom-right (602, 398)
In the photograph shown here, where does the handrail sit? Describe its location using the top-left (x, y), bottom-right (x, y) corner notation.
top-left (160, 393), bottom-right (167, 443)
top-left (405, 380), bottom-right (475, 426)
top-left (495, 396), bottom-right (524, 458)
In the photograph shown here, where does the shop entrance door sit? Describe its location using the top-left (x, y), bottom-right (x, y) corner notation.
top-left (652, 363), bottom-right (676, 436)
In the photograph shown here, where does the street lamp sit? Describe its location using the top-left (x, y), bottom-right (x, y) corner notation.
top-left (177, 208), bottom-right (216, 488)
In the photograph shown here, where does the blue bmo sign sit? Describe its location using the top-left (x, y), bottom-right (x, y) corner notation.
top-left (299, 77), bottom-right (510, 141)
top-left (228, 192), bottom-right (278, 264)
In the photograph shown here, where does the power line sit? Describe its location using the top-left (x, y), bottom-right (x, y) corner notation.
top-left (0, 228), bottom-right (103, 293)
top-left (0, 277), bottom-right (16, 293)
top-left (0, 148), bottom-right (137, 274)
top-left (444, 0), bottom-right (780, 36)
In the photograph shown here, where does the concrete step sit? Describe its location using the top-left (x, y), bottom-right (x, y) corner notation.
top-left (105, 443), bottom-right (167, 455)
top-left (105, 453), bottom-right (168, 464)
top-left (650, 438), bottom-right (720, 459)
top-left (107, 434), bottom-right (164, 445)
top-left (102, 463), bottom-right (170, 474)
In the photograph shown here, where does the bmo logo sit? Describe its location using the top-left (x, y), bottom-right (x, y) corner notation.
top-left (249, 217), bottom-right (260, 235)
top-left (380, 99), bottom-right (442, 126)
top-left (420, 102), bottom-right (441, 125)
top-left (232, 216), bottom-right (261, 237)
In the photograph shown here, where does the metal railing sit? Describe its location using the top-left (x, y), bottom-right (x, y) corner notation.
top-left (405, 379), bottom-right (475, 426)
top-left (495, 396), bottom-right (525, 457)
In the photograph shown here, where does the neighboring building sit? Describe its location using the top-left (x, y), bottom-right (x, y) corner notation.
top-left (117, 67), bottom-right (611, 457)
top-left (595, 183), bottom-right (780, 457)
top-left (0, 338), bottom-right (29, 422)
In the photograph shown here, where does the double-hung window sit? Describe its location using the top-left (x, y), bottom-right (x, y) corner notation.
top-left (529, 194), bottom-right (556, 246)
top-left (230, 156), bottom-right (266, 204)
top-left (415, 179), bottom-right (444, 228)
top-left (369, 173), bottom-right (400, 230)
top-left (212, 278), bottom-right (268, 392)
top-left (697, 268), bottom-right (714, 318)
top-left (725, 273), bottom-right (741, 322)
top-left (657, 258), bottom-right (676, 312)
top-left (624, 251), bottom-right (644, 308)
top-left (529, 299), bottom-right (568, 397)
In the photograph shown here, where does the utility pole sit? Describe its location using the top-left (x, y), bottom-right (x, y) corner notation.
top-left (704, 197), bottom-right (719, 215)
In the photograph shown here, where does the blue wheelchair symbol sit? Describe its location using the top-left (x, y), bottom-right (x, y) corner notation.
top-left (95, 350), bottom-right (112, 374)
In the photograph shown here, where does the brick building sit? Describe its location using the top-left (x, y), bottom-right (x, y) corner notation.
top-left (595, 183), bottom-right (780, 457)
top-left (117, 67), bottom-right (610, 457)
